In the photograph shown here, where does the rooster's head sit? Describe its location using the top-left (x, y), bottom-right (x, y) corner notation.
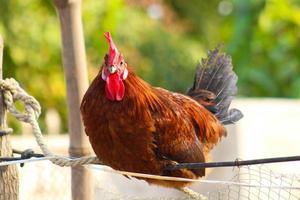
top-left (101, 32), bottom-right (128, 101)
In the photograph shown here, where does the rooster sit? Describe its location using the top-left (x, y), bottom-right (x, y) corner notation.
top-left (81, 32), bottom-right (242, 192)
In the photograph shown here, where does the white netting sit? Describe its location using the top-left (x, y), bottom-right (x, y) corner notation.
top-left (206, 165), bottom-right (300, 200)
top-left (89, 164), bottom-right (300, 200)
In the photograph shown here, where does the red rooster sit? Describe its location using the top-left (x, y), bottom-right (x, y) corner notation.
top-left (81, 32), bottom-right (242, 190)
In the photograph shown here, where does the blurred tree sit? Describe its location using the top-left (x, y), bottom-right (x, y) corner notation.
top-left (228, 0), bottom-right (300, 97)
top-left (0, 0), bottom-right (299, 134)
top-left (0, 0), bottom-right (66, 133)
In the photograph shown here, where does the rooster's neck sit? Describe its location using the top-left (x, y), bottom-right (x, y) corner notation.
top-left (112, 67), bottom-right (165, 112)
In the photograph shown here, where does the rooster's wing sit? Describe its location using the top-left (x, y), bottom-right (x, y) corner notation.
top-left (152, 88), bottom-right (225, 177)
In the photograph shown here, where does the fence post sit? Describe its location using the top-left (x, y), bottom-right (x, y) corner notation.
top-left (0, 36), bottom-right (19, 200)
top-left (52, 1), bottom-right (94, 200)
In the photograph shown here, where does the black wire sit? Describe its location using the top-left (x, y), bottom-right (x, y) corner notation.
top-left (13, 149), bottom-right (44, 158)
top-left (0, 128), bottom-right (13, 136)
top-left (165, 155), bottom-right (300, 170)
top-left (0, 149), bottom-right (44, 167)
top-left (1, 149), bottom-right (300, 170)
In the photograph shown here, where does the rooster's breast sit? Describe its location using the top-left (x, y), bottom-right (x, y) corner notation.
top-left (82, 96), bottom-right (164, 175)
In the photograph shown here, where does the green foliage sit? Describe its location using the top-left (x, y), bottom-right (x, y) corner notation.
top-left (227, 0), bottom-right (300, 98)
top-left (0, 0), bottom-right (299, 133)
top-left (0, 0), bottom-right (67, 133)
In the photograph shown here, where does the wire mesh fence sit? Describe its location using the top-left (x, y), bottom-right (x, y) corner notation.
top-left (206, 165), bottom-right (300, 200)
top-left (16, 159), bottom-right (300, 200)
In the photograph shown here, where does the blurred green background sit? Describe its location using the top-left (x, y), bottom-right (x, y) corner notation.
top-left (0, 0), bottom-right (299, 134)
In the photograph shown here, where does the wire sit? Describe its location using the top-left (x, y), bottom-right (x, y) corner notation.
top-left (165, 156), bottom-right (300, 170)
top-left (1, 148), bottom-right (300, 171)
top-left (0, 128), bottom-right (13, 136)
top-left (0, 148), bottom-right (48, 167)
top-left (0, 156), bottom-right (55, 167)
top-left (1, 153), bottom-right (300, 190)
top-left (0, 149), bottom-right (44, 161)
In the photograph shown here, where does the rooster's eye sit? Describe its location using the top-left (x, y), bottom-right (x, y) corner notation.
top-left (120, 61), bottom-right (123, 65)
top-left (108, 65), bottom-right (117, 74)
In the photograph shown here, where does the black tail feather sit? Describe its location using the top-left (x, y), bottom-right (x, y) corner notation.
top-left (187, 47), bottom-right (243, 124)
top-left (220, 108), bottom-right (243, 125)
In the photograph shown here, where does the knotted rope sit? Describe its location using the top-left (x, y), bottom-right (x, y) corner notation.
top-left (0, 78), bottom-right (99, 167)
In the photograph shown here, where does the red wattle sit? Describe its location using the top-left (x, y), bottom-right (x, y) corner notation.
top-left (105, 73), bottom-right (125, 101)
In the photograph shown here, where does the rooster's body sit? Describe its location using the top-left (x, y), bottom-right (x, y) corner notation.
top-left (80, 33), bottom-right (242, 188)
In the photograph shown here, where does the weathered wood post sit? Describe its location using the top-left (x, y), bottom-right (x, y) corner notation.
top-left (51, 1), bottom-right (94, 200)
top-left (0, 36), bottom-right (19, 200)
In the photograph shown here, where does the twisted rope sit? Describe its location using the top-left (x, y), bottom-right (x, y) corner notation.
top-left (0, 78), bottom-right (99, 167)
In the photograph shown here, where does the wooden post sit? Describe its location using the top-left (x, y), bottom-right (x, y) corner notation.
top-left (52, 1), bottom-right (93, 200)
top-left (0, 37), bottom-right (19, 199)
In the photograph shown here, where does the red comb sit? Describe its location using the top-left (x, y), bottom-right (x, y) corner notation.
top-left (104, 32), bottom-right (119, 65)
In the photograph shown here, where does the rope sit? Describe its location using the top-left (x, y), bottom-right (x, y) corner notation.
top-left (0, 78), bottom-right (99, 167)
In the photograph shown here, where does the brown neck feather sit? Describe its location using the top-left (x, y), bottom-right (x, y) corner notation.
top-left (122, 67), bottom-right (165, 112)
